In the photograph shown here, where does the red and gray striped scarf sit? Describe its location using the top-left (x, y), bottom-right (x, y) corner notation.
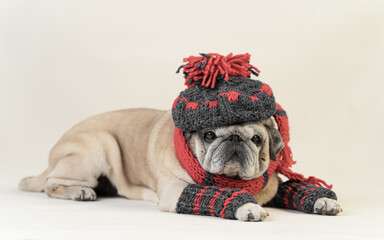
top-left (174, 103), bottom-right (332, 195)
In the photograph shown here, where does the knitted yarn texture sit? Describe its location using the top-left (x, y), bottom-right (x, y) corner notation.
top-left (273, 181), bottom-right (337, 213)
top-left (176, 185), bottom-right (257, 219)
top-left (172, 77), bottom-right (276, 132)
top-left (172, 53), bottom-right (336, 219)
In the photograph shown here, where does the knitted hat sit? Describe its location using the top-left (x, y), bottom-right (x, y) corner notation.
top-left (171, 53), bottom-right (333, 191)
top-left (172, 53), bottom-right (276, 132)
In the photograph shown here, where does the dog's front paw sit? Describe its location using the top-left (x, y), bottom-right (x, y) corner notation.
top-left (235, 203), bottom-right (269, 222)
top-left (313, 197), bottom-right (342, 215)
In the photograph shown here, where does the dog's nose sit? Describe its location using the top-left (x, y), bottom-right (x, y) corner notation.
top-left (227, 134), bottom-right (242, 142)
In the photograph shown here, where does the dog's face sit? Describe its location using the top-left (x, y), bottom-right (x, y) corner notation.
top-left (185, 118), bottom-right (284, 180)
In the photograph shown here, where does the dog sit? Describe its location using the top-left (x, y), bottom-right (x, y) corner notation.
top-left (19, 108), bottom-right (342, 221)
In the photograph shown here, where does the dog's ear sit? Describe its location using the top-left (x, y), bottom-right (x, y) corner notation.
top-left (265, 125), bottom-right (284, 161)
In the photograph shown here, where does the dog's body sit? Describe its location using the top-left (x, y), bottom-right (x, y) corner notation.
top-left (19, 108), bottom-right (341, 221)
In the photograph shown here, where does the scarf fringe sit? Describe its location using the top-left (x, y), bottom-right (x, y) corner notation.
top-left (276, 165), bottom-right (333, 189)
top-left (274, 102), bottom-right (333, 189)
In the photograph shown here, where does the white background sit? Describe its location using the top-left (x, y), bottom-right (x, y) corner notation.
top-left (0, 0), bottom-right (383, 239)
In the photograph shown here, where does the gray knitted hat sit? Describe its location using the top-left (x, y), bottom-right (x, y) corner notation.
top-left (172, 53), bottom-right (276, 132)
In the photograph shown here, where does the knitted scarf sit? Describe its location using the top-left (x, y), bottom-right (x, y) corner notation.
top-left (174, 103), bottom-right (332, 196)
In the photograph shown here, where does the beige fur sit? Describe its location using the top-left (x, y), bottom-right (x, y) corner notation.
top-left (19, 108), bottom-right (283, 220)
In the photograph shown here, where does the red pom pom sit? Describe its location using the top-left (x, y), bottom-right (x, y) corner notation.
top-left (177, 53), bottom-right (260, 89)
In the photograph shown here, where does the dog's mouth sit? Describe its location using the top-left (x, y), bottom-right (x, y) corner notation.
top-left (229, 175), bottom-right (243, 180)
top-left (216, 170), bottom-right (256, 180)
top-left (214, 154), bottom-right (258, 180)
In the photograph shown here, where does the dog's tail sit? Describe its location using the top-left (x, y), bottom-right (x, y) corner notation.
top-left (18, 168), bottom-right (51, 192)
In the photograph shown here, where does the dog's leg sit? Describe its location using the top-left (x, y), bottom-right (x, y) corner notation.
top-left (157, 179), bottom-right (189, 213)
top-left (272, 180), bottom-right (342, 215)
top-left (44, 131), bottom-right (159, 203)
top-left (157, 178), bottom-right (268, 221)
top-left (19, 168), bottom-right (52, 192)
top-left (42, 131), bottom-right (116, 201)
top-left (45, 184), bottom-right (96, 201)
top-left (115, 185), bottom-right (158, 203)
top-left (44, 153), bottom-right (101, 201)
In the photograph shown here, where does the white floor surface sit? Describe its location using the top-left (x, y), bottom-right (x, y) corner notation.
top-left (1, 183), bottom-right (382, 240)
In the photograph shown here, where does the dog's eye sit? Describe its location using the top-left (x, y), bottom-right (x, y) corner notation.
top-left (251, 135), bottom-right (262, 145)
top-left (204, 131), bottom-right (216, 142)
